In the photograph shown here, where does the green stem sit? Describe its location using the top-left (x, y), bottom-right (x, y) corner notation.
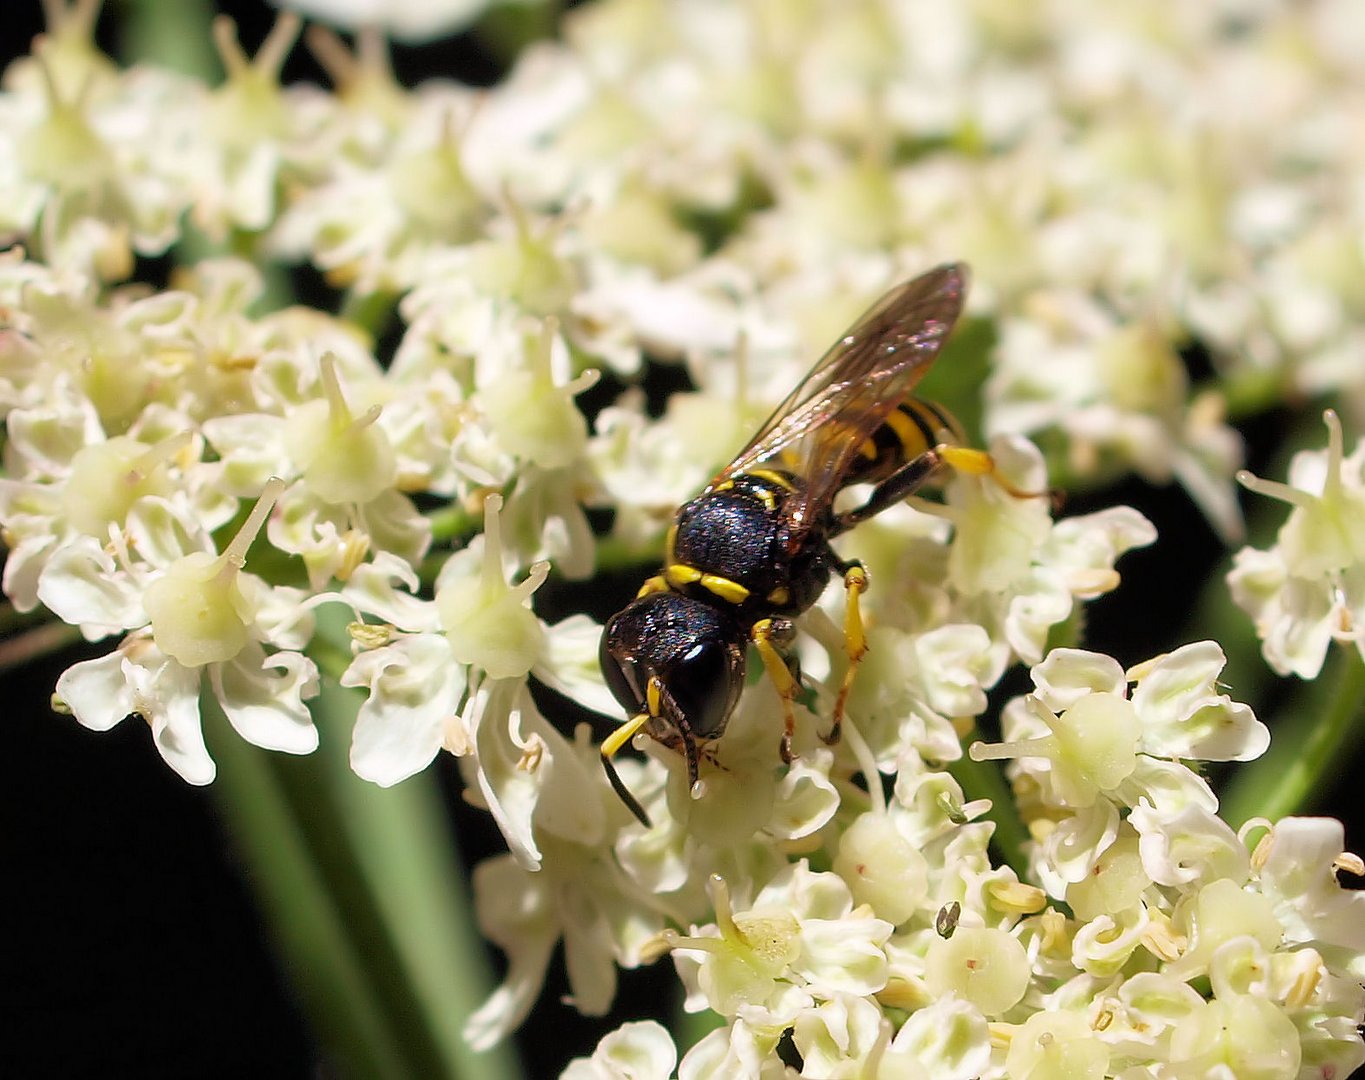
top-left (0, 620), bottom-right (82, 672)
top-left (207, 608), bottom-right (520, 1079)
top-left (205, 698), bottom-right (414, 1078)
top-left (117, 0), bottom-right (219, 74)
top-left (1220, 646), bottom-right (1365, 827)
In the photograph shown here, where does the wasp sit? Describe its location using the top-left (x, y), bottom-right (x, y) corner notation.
top-left (599, 263), bottom-right (1014, 827)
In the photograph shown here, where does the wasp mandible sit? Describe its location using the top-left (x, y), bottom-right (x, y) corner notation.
top-left (599, 264), bottom-right (1014, 827)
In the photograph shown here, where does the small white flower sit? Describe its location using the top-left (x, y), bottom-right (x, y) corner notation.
top-left (975, 642), bottom-right (1267, 814)
top-left (1253, 818), bottom-right (1365, 960)
top-left (465, 730), bottom-right (667, 1049)
top-left (1230, 410), bottom-right (1365, 678)
top-left (668, 865), bottom-right (893, 1026)
top-left (47, 479), bottom-right (320, 783)
top-left (561, 1019), bottom-right (677, 1080)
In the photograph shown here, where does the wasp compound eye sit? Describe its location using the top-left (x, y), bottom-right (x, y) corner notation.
top-left (666, 640), bottom-right (742, 739)
top-left (600, 619), bottom-right (645, 715)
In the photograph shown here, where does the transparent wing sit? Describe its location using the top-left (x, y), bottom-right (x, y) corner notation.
top-left (715, 263), bottom-right (969, 529)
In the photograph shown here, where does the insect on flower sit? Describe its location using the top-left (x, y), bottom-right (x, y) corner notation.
top-left (599, 264), bottom-right (1029, 826)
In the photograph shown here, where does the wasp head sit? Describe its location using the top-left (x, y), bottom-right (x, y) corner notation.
top-left (598, 591), bottom-right (747, 824)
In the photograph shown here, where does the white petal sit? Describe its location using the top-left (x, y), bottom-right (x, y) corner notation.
top-left (211, 645), bottom-right (320, 755)
top-left (885, 998), bottom-right (990, 1080)
top-left (56, 650), bottom-right (136, 732)
top-left (1130, 801), bottom-right (1248, 889)
top-left (466, 679), bottom-right (543, 870)
top-left (124, 650), bottom-right (216, 785)
top-left (791, 917), bottom-right (893, 996)
top-left (533, 613), bottom-right (618, 719)
top-left (201, 413), bottom-right (290, 495)
top-left (355, 488), bottom-right (432, 572)
top-left (525, 711), bottom-right (606, 847)
top-left (341, 551), bottom-right (441, 632)
top-left (1032, 648), bottom-right (1128, 711)
top-left (36, 536), bottom-right (146, 639)
top-left (563, 1020), bottom-right (678, 1080)
top-left (344, 634), bottom-right (465, 786)
top-left (767, 756), bottom-right (840, 841)
top-left (464, 854), bottom-right (557, 1052)
top-left (125, 496), bottom-right (213, 568)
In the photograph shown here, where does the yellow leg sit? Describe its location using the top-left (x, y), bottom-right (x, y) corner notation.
top-left (827, 563), bottom-right (869, 746)
top-left (752, 617), bottom-right (799, 763)
top-left (937, 445), bottom-right (1054, 503)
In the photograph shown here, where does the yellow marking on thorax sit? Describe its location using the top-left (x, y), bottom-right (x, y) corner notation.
top-left (746, 468), bottom-right (797, 492)
top-left (700, 573), bottom-right (749, 604)
top-left (666, 563), bottom-right (702, 588)
top-left (732, 469), bottom-right (794, 512)
top-left (767, 585), bottom-right (790, 605)
top-left (665, 562), bottom-right (750, 605)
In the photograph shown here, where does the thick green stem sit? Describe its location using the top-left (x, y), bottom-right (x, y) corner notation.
top-left (206, 607), bottom-right (520, 1078)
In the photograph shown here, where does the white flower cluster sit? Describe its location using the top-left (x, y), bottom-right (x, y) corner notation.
top-left (567, 645), bottom-right (1365, 1078)
top-left (1, 1), bottom-right (1362, 1076)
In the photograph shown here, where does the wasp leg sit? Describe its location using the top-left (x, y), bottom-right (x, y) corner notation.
top-left (935, 445), bottom-right (1053, 501)
top-left (834, 448), bottom-right (946, 533)
top-left (678, 718), bottom-right (704, 800)
top-left (835, 445), bottom-right (1052, 534)
top-left (825, 561), bottom-right (869, 747)
top-left (751, 616), bottom-right (800, 763)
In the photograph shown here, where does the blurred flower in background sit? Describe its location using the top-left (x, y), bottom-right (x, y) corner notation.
top-left (3, 0), bottom-right (1365, 1077)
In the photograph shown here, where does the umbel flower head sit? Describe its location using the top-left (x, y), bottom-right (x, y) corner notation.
top-left (0, 1), bottom-right (1362, 1077)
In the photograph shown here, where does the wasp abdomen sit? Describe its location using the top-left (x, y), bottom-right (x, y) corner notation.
top-left (845, 398), bottom-right (965, 490)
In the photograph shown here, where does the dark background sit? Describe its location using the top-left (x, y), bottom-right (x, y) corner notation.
top-left (1, 2), bottom-right (1361, 1077)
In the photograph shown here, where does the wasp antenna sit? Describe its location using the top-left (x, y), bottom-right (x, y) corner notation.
top-left (602, 752), bottom-right (652, 828)
top-left (601, 713), bottom-right (652, 828)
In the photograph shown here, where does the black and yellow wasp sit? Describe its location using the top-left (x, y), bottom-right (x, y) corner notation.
top-left (599, 263), bottom-right (1012, 827)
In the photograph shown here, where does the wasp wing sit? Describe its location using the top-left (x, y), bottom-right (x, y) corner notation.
top-left (715, 263), bottom-right (969, 529)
